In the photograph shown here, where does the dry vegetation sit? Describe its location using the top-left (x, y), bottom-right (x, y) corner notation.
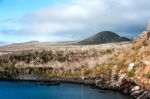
top-left (0, 42), bottom-right (130, 79)
top-left (114, 24), bottom-right (150, 90)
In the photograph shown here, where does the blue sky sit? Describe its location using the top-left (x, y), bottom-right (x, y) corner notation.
top-left (0, 0), bottom-right (150, 43)
top-left (0, 0), bottom-right (71, 18)
top-left (0, 0), bottom-right (71, 42)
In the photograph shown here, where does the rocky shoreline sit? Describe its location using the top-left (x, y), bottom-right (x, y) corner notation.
top-left (0, 75), bottom-right (149, 99)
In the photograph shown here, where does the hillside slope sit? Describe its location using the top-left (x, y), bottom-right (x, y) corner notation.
top-left (115, 24), bottom-right (150, 91)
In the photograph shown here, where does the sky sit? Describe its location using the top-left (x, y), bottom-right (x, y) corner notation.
top-left (0, 0), bottom-right (150, 43)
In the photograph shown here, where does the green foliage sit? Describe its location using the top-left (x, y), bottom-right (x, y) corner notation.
top-left (127, 70), bottom-right (135, 77)
top-left (131, 45), bottom-right (141, 50)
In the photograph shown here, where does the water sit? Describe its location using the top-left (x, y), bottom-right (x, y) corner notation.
top-left (0, 81), bottom-right (131, 99)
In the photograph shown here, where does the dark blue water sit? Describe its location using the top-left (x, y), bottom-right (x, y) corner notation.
top-left (0, 81), bottom-right (131, 99)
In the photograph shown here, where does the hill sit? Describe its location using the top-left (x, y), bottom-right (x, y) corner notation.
top-left (79, 31), bottom-right (130, 45)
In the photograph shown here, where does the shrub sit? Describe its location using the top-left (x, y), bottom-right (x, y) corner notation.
top-left (127, 70), bottom-right (135, 77)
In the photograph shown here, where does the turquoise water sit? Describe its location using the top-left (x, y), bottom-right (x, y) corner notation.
top-left (0, 81), bottom-right (131, 99)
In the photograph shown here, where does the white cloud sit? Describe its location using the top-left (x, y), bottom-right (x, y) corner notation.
top-left (1, 0), bottom-right (150, 41)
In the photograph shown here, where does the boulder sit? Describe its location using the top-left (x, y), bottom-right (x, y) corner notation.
top-left (119, 78), bottom-right (137, 94)
top-left (118, 74), bottom-right (127, 85)
top-left (123, 88), bottom-right (128, 94)
top-left (96, 79), bottom-right (105, 87)
top-left (95, 79), bottom-right (110, 89)
top-left (128, 63), bottom-right (136, 71)
top-left (137, 91), bottom-right (150, 99)
top-left (131, 90), bottom-right (142, 97)
top-left (131, 86), bottom-right (140, 92)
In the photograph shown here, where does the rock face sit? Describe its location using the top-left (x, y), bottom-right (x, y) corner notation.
top-left (137, 91), bottom-right (150, 99)
top-left (95, 74), bottom-right (150, 99)
top-left (95, 79), bottom-right (110, 89)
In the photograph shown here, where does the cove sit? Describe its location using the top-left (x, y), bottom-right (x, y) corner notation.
top-left (0, 81), bottom-right (132, 99)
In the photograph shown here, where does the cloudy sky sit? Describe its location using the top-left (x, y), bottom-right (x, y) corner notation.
top-left (0, 0), bottom-right (150, 43)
